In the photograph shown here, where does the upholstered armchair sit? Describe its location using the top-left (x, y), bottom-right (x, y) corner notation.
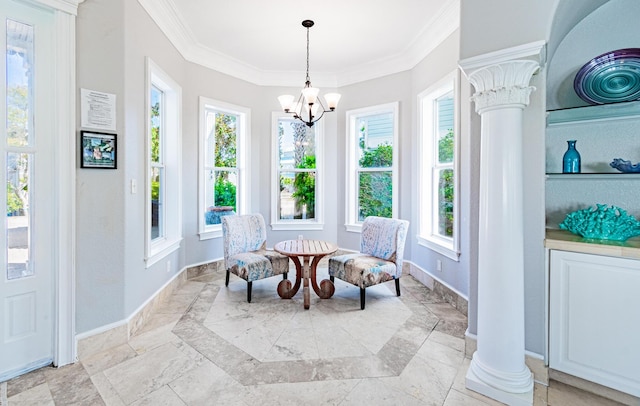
top-left (222, 214), bottom-right (289, 302)
top-left (328, 216), bottom-right (409, 309)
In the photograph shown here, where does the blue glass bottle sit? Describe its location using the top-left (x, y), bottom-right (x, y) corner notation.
top-left (562, 140), bottom-right (581, 173)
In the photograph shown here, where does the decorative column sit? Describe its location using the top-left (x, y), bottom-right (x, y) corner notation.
top-left (463, 60), bottom-right (540, 406)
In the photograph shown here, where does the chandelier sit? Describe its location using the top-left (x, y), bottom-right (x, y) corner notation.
top-left (278, 20), bottom-right (341, 127)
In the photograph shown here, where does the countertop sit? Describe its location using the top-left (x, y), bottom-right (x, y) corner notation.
top-left (545, 229), bottom-right (640, 260)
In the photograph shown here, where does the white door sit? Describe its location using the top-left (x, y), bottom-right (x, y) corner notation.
top-left (0, 1), bottom-right (56, 381)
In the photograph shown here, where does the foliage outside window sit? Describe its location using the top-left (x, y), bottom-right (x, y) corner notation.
top-left (418, 72), bottom-right (459, 260)
top-left (199, 98), bottom-right (248, 239)
top-left (150, 85), bottom-right (164, 241)
top-left (271, 115), bottom-right (323, 230)
top-left (345, 102), bottom-right (398, 231)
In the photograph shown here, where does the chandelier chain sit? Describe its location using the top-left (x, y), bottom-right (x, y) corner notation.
top-left (306, 26), bottom-right (310, 83)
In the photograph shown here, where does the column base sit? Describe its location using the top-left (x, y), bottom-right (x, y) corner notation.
top-left (466, 354), bottom-right (534, 406)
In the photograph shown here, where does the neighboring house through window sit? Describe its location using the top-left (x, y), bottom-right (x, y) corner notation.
top-left (418, 71), bottom-right (460, 259)
top-left (199, 97), bottom-right (248, 239)
top-left (345, 102), bottom-right (399, 232)
top-left (146, 58), bottom-right (182, 266)
top-left (271, 114), bottom-right (323, 230)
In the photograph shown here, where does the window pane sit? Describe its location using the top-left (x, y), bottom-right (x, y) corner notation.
top-left (203, 170), bottom-right (236, 225)
top-left (358, 170), bottom-right (392, 221)
top-left (279, 171), bottom-right (315, 220)
top-left (437, 168), bottom-right (454, 237)
top-left (151, 167), bottom-right (163, 240)
top-left (150, 86), bottom-right (162, 163)
top-left (358, 113), bottom-right (393, 168)
top-left (279, 119), bottom-right (315, 169)
top-left (436, 92), bottom-right (454, 164)
top-left (6, 20), bottom-right (34, 148)
top-left (7, 152), bottom-right (32, 280)
top-left (214, 112), bottom-right (237, 167)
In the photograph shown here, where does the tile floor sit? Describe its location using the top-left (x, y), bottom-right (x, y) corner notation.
top-left (1, 266), bottom-right (626, 405)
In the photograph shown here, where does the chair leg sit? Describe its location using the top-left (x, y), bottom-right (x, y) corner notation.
top-left (225, 270), bottom-right (230, 286)
top-left (395, 279), bottom-right (401, 296)
top-left (283, 272), bottom-right (288, 280)
top-left (247, 281), bottom-right (252, 303)
top-left (360, 288), bottom-right (366, 310)
top-left (330, 275), bottom-right (334, 283)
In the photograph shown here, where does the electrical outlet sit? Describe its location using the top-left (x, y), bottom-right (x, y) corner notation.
top-left (436, 259), bottom-right (442, 272)
top-left (166, 260), bottom-right (171, 273)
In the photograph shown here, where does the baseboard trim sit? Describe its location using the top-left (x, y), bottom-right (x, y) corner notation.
top-left (405, 260), bottom-right (468, 316)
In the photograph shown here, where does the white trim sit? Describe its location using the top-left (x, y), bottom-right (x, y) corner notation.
top-left (22, 0), bottom-right (84, 16)
top-left (270, 112), bottom-right (325, 230)
top-left (406, 260), bottom-right (468, 301)
top-left (416, 71), bottom-right (461, 260)
top-left (137, 0), bottom-right (459, 87)
top-left (145, 58), bottom-right (183, 267)
top-left (344, 102), bottom-right (399, 230)
top-left (197, 97), bottom-right (250, 240)
top-left (51, 6), bottom-right (77, 367)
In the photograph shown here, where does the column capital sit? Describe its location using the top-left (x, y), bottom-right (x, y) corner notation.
top-left (467, 60), bottom-right (539, 113)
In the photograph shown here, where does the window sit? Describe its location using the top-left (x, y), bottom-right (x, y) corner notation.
top-left (418, 71), bottom-right (459, 259)
top-left (345, 102), bottom-right (398, 232)
top-left (271, 113), bottom-right (323, 230)
top-left (199, 97), bottom-right (248, 239)
top-left (145, 58), bottom-right (182, 266)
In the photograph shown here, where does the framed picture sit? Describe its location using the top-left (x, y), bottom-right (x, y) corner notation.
top-left (81, 131), bottom-right (117, 169)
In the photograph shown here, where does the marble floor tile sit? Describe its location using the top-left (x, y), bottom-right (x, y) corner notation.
top-left (5, 271), bottom-right (624, 406)
top-left (6, 382), bottom-right (54, 406)
top-left (102, 342), bottom-right (203, 404)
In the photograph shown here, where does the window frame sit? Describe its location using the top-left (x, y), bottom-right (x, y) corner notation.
top-left (417, 70), bottom-right (460, 260)
top-left (145, 58), bottom-right (182, 267)
top-left (270, 112), bottom-right (324, 231)
top-left (344, 102), bottom-right (399, 233)
top-left (198, 97), bottom-right (249, 239)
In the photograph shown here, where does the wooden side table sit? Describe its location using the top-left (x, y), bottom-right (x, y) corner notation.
top-left (274, 239), bottom-right (338, 309)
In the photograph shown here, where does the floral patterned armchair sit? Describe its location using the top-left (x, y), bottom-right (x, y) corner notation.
top-left (328, 216), bottom-right (409, 309)
top-left (222, 214), bottom-right (289, 302)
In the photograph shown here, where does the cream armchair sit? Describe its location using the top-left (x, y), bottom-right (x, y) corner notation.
top-left (222, 213), bottom-right (289, 302)
top-left (328, 216), bottom-right (409, 309)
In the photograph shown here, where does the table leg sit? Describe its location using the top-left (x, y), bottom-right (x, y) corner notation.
top-left (310, 256), bottom-right (335, 299)
top-left (303, 256), bottom-right (310, 309)
top-left (277, 256), bottom-right (302, 299)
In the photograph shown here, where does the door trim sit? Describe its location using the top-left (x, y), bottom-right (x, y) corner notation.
top-left (21, 0), bottom-right (83, 367)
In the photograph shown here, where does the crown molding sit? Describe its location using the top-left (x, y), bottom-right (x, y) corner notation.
top-left (21, 0), bottom-right (84, 15)
top-left (139, 0), bottom-right (460, 88)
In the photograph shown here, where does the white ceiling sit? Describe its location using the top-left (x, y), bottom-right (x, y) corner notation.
top-left (138, 0), bottom-right (459, 87)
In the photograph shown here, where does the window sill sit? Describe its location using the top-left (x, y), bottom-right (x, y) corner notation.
top-left (199, 227), bottom-right (222, 240)
top-left (417, 235), bottom-right (459, 261)
top-left (146, 237), bottom-right (182, 267)
top-left (345, 223), bottom-right (363, 233)
top-left (270, 221), bottom-right (324, 231)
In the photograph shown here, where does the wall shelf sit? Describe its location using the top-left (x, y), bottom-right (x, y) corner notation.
top-left (547, 100), bottom-right (640, 127)
top-left (546, 173), bottom-right (640, 180)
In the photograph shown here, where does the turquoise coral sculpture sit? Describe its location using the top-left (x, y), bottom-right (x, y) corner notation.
top-left (559, 204), bottom-right (640, 241)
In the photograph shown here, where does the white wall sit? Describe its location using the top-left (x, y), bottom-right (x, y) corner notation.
top-left (76, 0), bottom-right (127, 333)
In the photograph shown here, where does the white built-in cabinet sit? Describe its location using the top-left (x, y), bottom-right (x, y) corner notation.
top-left (545, 101), bottom-right (640, 398)
top-left (548, 249), bottom-right (640, 397)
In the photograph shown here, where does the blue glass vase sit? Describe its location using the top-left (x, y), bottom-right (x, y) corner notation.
top-left (562, 140), bottom-right (581, 173)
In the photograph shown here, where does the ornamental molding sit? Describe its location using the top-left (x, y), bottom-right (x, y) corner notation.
top-left (467, 60), bottom-right (540, 113)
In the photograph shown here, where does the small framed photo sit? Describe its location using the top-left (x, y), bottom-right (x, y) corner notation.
top-left (81, 131), bottom-right (117, 169)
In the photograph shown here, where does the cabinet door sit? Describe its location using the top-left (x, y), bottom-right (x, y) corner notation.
top-left (549, 250), bottom-right (640, 397)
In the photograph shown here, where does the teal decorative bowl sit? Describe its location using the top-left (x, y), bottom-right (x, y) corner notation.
top-left (559, 204), bottom-right (640, 241)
